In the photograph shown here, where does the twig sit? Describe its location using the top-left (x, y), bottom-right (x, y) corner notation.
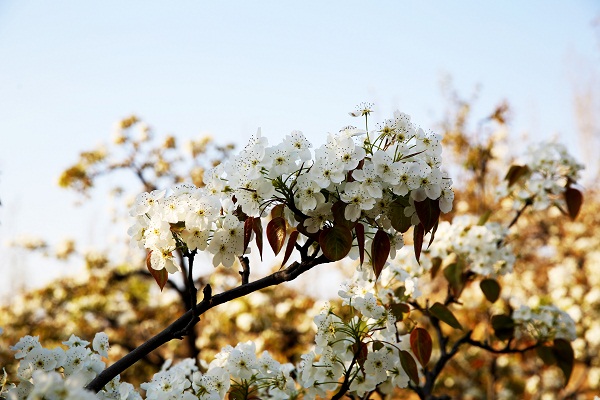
top-left (238, 256), bottom-right (250, 285)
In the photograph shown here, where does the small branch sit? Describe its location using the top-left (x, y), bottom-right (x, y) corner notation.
top-left (419, 331), bottom-right (473, 399)
top-left (464, 337), bottom-right (539, 354)
top-left (86, 254), bottom-right (330, 393)
top-left (238, 256), bottom-right (250, 285)
top-left (507, 198), bottom-right (532, 229)
top-left (173, 250), bottom-right (201, 339)
top-left (331, 354), bottom-right (359, 400)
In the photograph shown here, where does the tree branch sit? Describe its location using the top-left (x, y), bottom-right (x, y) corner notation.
top-left (86, 254), bottom-right (330, 392)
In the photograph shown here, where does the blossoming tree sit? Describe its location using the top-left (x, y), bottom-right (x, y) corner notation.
top-left (0, 102), bottom-right (592, 399)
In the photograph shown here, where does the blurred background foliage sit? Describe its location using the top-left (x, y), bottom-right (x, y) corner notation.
top-left (1, 87), bottom-right (599, 399)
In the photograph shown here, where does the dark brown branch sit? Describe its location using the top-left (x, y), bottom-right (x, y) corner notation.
top-left (417, 331), bottom-right (473, 400)
top-left (238, 256), bottom-right (250, 285)
top-left (331, 352), bottom-right (359, 400)
top-left (507, 198), bottom-right (532, 229)
top-left (86, 254), bottom-right (330, 393)
top-left (464, 337), bottom-right (539, 354)
top-left (173, 250), bottom-right (200, 341)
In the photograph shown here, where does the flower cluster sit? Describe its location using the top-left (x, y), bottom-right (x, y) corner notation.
top-left (513, 304), bottom-right (577, 341)
top-left (339, 250), bottom-right (425, 312)
top-left (427, 215), bottom-right (515, 277)
top-left (498, 141), bottom-right (584, 211)
top-left (297, 302), bottom-right (411, 399)
top-left (128, 109), bottom-right (453, 272)
top-left (2, 333), bottom-right (119, 400)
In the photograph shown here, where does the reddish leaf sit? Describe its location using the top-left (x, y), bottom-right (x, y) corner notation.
top-left (267, 217), bottom-right (287, 256)
top-left (399, 350), bottom-right (419, 385)
top-left (414, 197), bottom-right (441, 233)
top-left (355, 223), bottom-right (365, 266)
top-left (413, 223), bottom-right (425, 263)
top-left (332, 200), bottom-right (357, 230)
top-left (243, 217), bottom-right (254, 254)
top-left (146, 251), bottom-right (169, 291)
top-left (553, 339), bottom-right (574, 385)
top-left (271, 204), bottom-right (285, 219)
top-left (319, 225), bottom-right (353, 261)
top-left (294, 216), bottom-right (321, 241)
top-left (352, 342), bottom-right (369, 369)
top-left (427, 219), bottom-right (439, 249)
top-left (371, 229), bottom-right (390, 279)
top-left (410, 327), bottom-right (432, 367)
top-left (564, 187), bottom-right (583, 220)
top-left (429, 302), bottom-right (463, 330)
top-left (252, 217), bottom-right (263, 260)
top-left (504, 164), bottom-right (530, 187)
top-left (281, 230), bottom-right (299, 268)
top-left (480, 278), bottom-right (501, 303)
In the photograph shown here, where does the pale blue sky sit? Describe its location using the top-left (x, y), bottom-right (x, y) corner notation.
top-left (0, 1), bottom-right (598, 297)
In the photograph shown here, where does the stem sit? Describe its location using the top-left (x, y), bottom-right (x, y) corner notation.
top-left (331, 355), bottom-right (359, 400)
top-left (507, 198), bottom-right (532, 229)
top-left (85, 254), bottom-right (330, 393)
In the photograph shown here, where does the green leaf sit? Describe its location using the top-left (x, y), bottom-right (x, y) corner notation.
top-left (281, 230), bottom-right (299, 268)
top-left (414, 197), bottom-right (441, 233)
top-left (564, 187), bottom-right (583, 220)
top-left (491, 314), bottom-right (515, 341)
top-left (399, 350), bottom-right (420, 385)
top-left (387, 196), bottom-right (412, 233)
top-left (536, 345), bottom-right (557, 366)
top-left (477, 210), bottom-right (492, 226)
top-left (480, 278), bottom-right (501, 303)
top-left (267, 217), bottom-right (286, 256)
top-left (355, 223), bottom-right (365, 266)
top-left (394, 286), bottom-right (406, 299)
top-left (430, 257), bottom-right (443, 279)
top-left (410, 327), bottom-right (432, 367)
top-left (146, 251), bottom-right (169, 291)
top-left (319, 225), bottom-right (353, 261)
top-left (372, 341), bottom-right (384, 352)
top-left (169, 221), bottom-right (186, 233)
top-left (413, 223), bottom-right (425, 263)
top-left (371, 229), bottom-right (390, 279)
top-left (429, 302), bottom-right (463, 330)
top-left (332, 200), bottom-right (357, 230)
top-left (390, 303), bottom-right (410, 321)
top-left (252, 217), bottom-right (263, 260)
top-left (504, 164), bottom-right (530, 187)
top-left (553, 339), bottom-right (574, 385)
top-left (443, 261), bottom-right (464, 296)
